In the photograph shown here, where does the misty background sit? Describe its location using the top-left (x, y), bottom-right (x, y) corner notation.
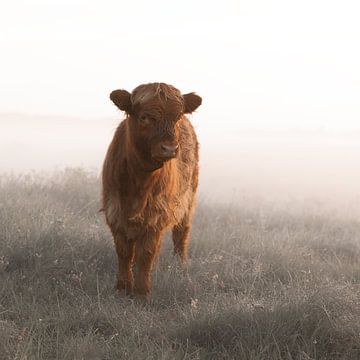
top-left (1, 0), bottom-right (360, 206)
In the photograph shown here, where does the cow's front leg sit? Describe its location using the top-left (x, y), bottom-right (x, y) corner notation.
top-left (133, 229), bottom-right (162, 299)
top-left (113, 231), bottom-right (135, 295)
top-left (172, 214), bottom-right (192, 263)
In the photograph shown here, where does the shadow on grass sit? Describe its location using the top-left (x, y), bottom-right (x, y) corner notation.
top-left (172, 287), bottom-right (360, 360)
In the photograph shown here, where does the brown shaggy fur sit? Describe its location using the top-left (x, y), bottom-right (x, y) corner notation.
top-left (102, 83), bottom-right (202, 298)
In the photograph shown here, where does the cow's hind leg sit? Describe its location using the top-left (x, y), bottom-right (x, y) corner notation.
top-left (172, 214), bottom-right (192, 263)
top-left (134, 230), bottom-right (162, 299)
top-left (113, 231), bottom-right (135, 295)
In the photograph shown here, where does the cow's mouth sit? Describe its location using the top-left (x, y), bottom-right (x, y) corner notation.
top-left (152, 155), bottom-right (176, 163)
top-left (141, 158), bottom-right (164, 172)
top-left (143, 154), bottom-right (176, 172)
top-left (143, 162), bottom-right (164, 172)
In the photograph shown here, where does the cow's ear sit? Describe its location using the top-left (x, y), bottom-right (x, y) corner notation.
top-left (110, 89), bottom-right (132, 113)
top-left (183, 92), bottom-right (202, 114)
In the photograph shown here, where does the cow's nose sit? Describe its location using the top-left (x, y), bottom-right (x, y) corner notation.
top-left (161, 144), bottom-right (179, 156)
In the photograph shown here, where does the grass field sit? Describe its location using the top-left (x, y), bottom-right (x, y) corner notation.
top-left (0, 168), bottom-right (359, 359)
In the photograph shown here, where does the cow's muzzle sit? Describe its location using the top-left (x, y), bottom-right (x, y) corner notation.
top-left (152, 143), bottom-right (179, 162)
top-left (160, 143), bottom-right (178, 158)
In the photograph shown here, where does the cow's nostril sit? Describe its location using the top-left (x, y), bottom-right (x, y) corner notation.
top-left (161, 144), bottom-right (178, 153)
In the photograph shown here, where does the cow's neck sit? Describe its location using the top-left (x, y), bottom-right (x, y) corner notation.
top-left (122, 129), bottom-right (178, 198)
top-left (126, 145), bottom-right (159, 176)
top-left (122, 144), bottom-right (160, 194)
top-left (122, 145), bottom-right (178, 219)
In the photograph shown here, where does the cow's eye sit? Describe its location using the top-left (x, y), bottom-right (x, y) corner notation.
top-left (139, 115), bottom-right (150, 125)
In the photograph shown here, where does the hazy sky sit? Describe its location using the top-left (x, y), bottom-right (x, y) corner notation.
top-left (1, 0), bottom-right (360, 132)
top-left (1, 1), bottom-right (360, 204)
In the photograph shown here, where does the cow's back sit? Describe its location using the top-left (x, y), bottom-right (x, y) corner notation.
top-left (177, 116), bottom-right (199, 198)
top-left (102, 121), bottom-right (128, 229)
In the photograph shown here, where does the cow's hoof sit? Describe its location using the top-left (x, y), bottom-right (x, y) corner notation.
top-left (133, 289), bottom-right (150, 303)
top-left (116, 281), bottom-right (133, 296)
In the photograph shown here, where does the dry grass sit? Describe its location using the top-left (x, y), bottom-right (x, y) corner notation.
top-left (0, 168), bottom-right (359, 359)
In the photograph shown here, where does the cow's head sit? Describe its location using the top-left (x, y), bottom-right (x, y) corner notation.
top-left (110, 83), bottom-right (202, 169)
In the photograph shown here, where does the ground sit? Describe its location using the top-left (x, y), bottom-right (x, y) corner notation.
top-left (0, 168), bottom-right (359, 359)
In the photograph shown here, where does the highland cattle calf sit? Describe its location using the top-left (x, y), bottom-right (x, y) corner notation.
top-left (102, 82), bottom-right (202, 299)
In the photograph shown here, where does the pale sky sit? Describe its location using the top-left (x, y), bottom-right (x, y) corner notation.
top-left (1, 0), bottom-right (360, 204)
top-left (1, 0), bottom-right (360, 131)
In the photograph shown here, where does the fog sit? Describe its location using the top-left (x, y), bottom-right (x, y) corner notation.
top-left (1, 113), bottom-right (360, 210)
top-left (1, 1), bottom-right (360, 210)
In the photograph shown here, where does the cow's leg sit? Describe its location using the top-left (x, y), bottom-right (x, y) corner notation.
top-left (113, 231), bottom-right (135, 295)
top-left (172, 214), bottom-right (192, 263)
top-left (133, 230), bottom-right (162, 299)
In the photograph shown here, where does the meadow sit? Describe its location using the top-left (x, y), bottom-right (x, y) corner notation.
top-left (0, 168), bottom-right (359, 359)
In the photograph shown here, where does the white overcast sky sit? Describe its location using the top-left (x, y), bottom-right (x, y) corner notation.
top-left (1, 0), bottom-right (360, 133)
top-left (1, 0), bottom-right (360, 204)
